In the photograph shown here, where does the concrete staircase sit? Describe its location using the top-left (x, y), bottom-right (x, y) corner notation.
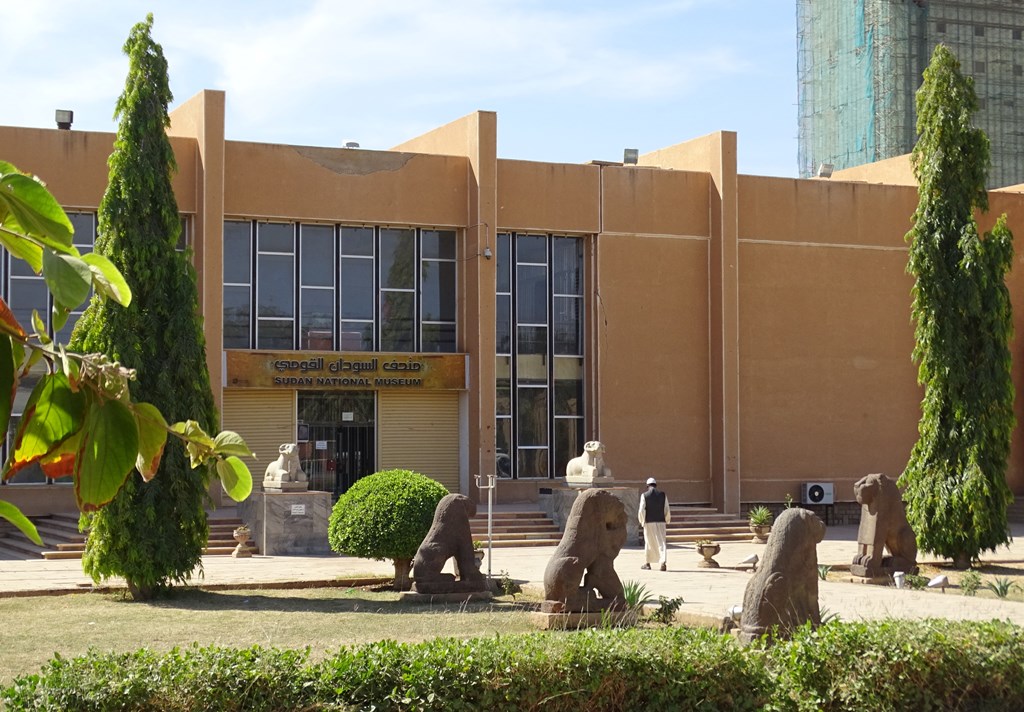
top-left (470, 508), bottom-right (561, 547)
top-left (665, 504), bottom-right (752, 544)
top-left (468, 503), bottom-right (753, 548)
top-left (0, 513), bottom-right (257, 560)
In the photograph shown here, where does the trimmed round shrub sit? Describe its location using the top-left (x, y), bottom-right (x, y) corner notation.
top-left (328, 469), bottom-right (447, 564)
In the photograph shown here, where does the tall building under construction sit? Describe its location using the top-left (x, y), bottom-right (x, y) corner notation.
top-left (798, 0), bottom-right (1024, 187)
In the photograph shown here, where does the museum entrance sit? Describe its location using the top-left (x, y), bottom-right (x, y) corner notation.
top-left (297, 392), bottom-right (375, 498)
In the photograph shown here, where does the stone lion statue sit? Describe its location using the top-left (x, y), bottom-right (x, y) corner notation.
top-left (542, 488), bottom-right (627, 613)
top-left (263, 443), bottom-right (307, 488)
top-left (850, 473), bottom-right (917, 578)
top-left (411, 494), bottom-right (486, 594)
top-left (740, 507), bottom-right (825, 645)
top-left (565, 441), bottom-right (612, 484)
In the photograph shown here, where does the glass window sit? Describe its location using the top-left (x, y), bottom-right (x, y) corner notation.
top-left (258, 222), bottom-right (293, 253)
top-left (496, 233), bottom-right (511, 293)
top-left (300, 224), bottom-right (335, 287)
top-left (517, 387), bottom-right (548, 446)
top-left (380, 228), bottom-right (415, 289)
top-left (553, 296), bottom-right (582, 355)
top-left (341, 259), bottom-right (374, 320)
top-left (380, 291), bottom-right (414, 351)
top-left (340, 321), bottom-right (373, 351)
top-left (257, 254), bottom-right (294, 317)
top-left (223, 285), bottom-right (251, 349)
top-left (300, 288), bottom-right (335, 349)
top-left (421, 323), bottom-right (456, 353)
top-left (517, 264), bottom-right (547, 324)
top-left (517, 234), bottom-right (547, 263)
top-left (422, 229), bottom-right (456, 260)
top-left (341, 226), bottom-right (374, 256)
top-left (421, 261), bottom-right (456, 321)
top-left (495, 233), bottom-right (584, 479)
top-left (496, 294), bottom-right (511, 354)
top-left (257, 319), bottom-right (294, 350)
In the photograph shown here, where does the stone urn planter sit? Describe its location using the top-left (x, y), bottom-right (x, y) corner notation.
top-left (473, 541), bottom-right (485, 570)
top-left (748, 506), bottom-right (774, 544)
top-left (696, 540), bottom-right (720, 568)
top-left (232, 526), bottom-right (253, 558)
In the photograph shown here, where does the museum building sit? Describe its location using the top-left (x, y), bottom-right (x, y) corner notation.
top-left (2, 89), bottom-right (1024, 520)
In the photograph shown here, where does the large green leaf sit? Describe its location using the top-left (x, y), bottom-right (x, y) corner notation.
top-left (134, 402), bottom-right (168, 481)
top-left (0, 172), bottom-right (74, 250)
top-left (42, 249), bottom-right (92, 311)
top-left (75, 398), bottom-right (139, 511)
top-left (0, 232), bottom-right (43, 273)
top-left (213, 430), bottom-right (254, 459)
top-left (81, 253), bottom-right (132, 307)
top-left (38, 429), bottom-right (81, 479)
top-left (0, 500), bottom-right (42, 546)
top-left (6, 371), bottom-right (85, 479)
top-left (0, 334), bottom-right (14, 438)
top-left (216, 456), bottom-right (253, 502)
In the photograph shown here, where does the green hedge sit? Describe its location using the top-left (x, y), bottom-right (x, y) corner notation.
top-left (4, 621), bottom-right (1023, 711)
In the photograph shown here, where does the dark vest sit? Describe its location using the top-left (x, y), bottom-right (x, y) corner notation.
top-left (643, 489), bottom-right (666, 523)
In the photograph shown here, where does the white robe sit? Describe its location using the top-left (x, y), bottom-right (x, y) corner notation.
top-left (638, 489), bottom-right (671, 565)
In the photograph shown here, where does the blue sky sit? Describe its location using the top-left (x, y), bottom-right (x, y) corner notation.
top-left (2, 1), bottom-right (798, 177)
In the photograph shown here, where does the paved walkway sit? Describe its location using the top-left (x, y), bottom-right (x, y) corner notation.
top-left (2, 523), bottom-right (1022, 627)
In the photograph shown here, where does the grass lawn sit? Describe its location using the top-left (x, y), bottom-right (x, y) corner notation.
top-left (0, 584), bottom-right (545, 687)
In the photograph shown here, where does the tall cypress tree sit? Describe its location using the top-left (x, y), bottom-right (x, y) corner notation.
top-left (900, 45), bottom-right (1015, 569)
top-left (72, 14), bottom-right (217, 599)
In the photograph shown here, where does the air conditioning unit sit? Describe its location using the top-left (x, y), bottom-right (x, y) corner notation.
top-left (801, 482), bottom-right (834, 505)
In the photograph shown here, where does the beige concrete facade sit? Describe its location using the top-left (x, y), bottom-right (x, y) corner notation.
top-left (2, 89), bottom-right (1024, 517)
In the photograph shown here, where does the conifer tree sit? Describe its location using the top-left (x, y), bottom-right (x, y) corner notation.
top-left (900, 45), bottom-right (1015, 568)
top-left (72, 14), bottom-right (218, 599)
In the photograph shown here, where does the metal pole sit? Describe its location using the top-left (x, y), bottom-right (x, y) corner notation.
top-left (474, 473), bottom-right (497, 580)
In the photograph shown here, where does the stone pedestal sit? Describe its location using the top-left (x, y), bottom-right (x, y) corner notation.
top-left (238, 490), bottom-right (332, 556)
top-left (543, 486), bottom-right (640, 545)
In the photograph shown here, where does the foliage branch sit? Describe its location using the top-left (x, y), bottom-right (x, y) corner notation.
top-left (900, 44), bottom-right (1015, 567)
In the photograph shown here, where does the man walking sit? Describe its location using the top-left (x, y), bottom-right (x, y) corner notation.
top-left (639, 477), bottom-right (671, 570)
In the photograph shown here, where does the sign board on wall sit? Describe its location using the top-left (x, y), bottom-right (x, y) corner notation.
top-left (224, 350), bottom-right (467, 391)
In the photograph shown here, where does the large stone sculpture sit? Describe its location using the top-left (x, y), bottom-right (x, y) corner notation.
top-left (542, 488), bottom-right (627, 613)
top-left (411, 494), bottom-right (488, 594)
top-left (564, 441), bottom-right (613, 487)
top-left (850, 473), bottom-right (918, 578)
top-left (739, 507), bottom-right (825, 644)
top-left (263, 443), bottom-right (308, 492)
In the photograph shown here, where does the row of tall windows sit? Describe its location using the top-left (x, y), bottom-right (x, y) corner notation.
top-left (495, 233), bottom-right (584, 479)
top-left (223, 222), bottom-right (457, 353)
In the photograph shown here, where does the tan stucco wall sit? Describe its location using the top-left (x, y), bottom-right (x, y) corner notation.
top-left (497, 160), bottom-right (599, 233)
top-left (595, 233), bottom-right (712, 503)
top-left (223, 142), bottom-right (468, 226)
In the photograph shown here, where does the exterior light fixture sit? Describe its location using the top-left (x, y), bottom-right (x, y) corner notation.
top-left (816, 162), bottom-right (834, 178)
top-left (623, 148), bottom-right (639, 165)
top-left (55, 109), bottom-right (73, 130)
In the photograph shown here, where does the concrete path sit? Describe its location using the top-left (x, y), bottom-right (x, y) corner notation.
top-left (2, 523), bottom-right (1022, 627)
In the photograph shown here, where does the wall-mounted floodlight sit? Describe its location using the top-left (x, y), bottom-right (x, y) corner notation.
top-left (55, 109), bottom-right (74, 130)
top-left (623, 148), bottom-right (639, 165)
top-left (816, 162), bottom-right (834, 178)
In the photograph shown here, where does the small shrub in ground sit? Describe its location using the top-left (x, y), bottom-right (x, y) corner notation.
top-left (621, 579), bottom-right (654, 612)
top-left (960, 569), bottom-right (983, 596)
top-left (497, 569), bottom-right (521, 598)
top-left (986, 576), bottom-right (1019, 599)
top-left (904, 573), bottom-right (928, 590)
top-left (328, 468), bottom-right (447, 590)
top-left (648, 596), bottom-right (683, 625)
top-left (817, 564), bottom-right (832, 581)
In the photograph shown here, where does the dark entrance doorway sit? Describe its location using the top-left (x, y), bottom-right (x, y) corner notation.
top-left (297, 392), bottom-right (375, 498)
